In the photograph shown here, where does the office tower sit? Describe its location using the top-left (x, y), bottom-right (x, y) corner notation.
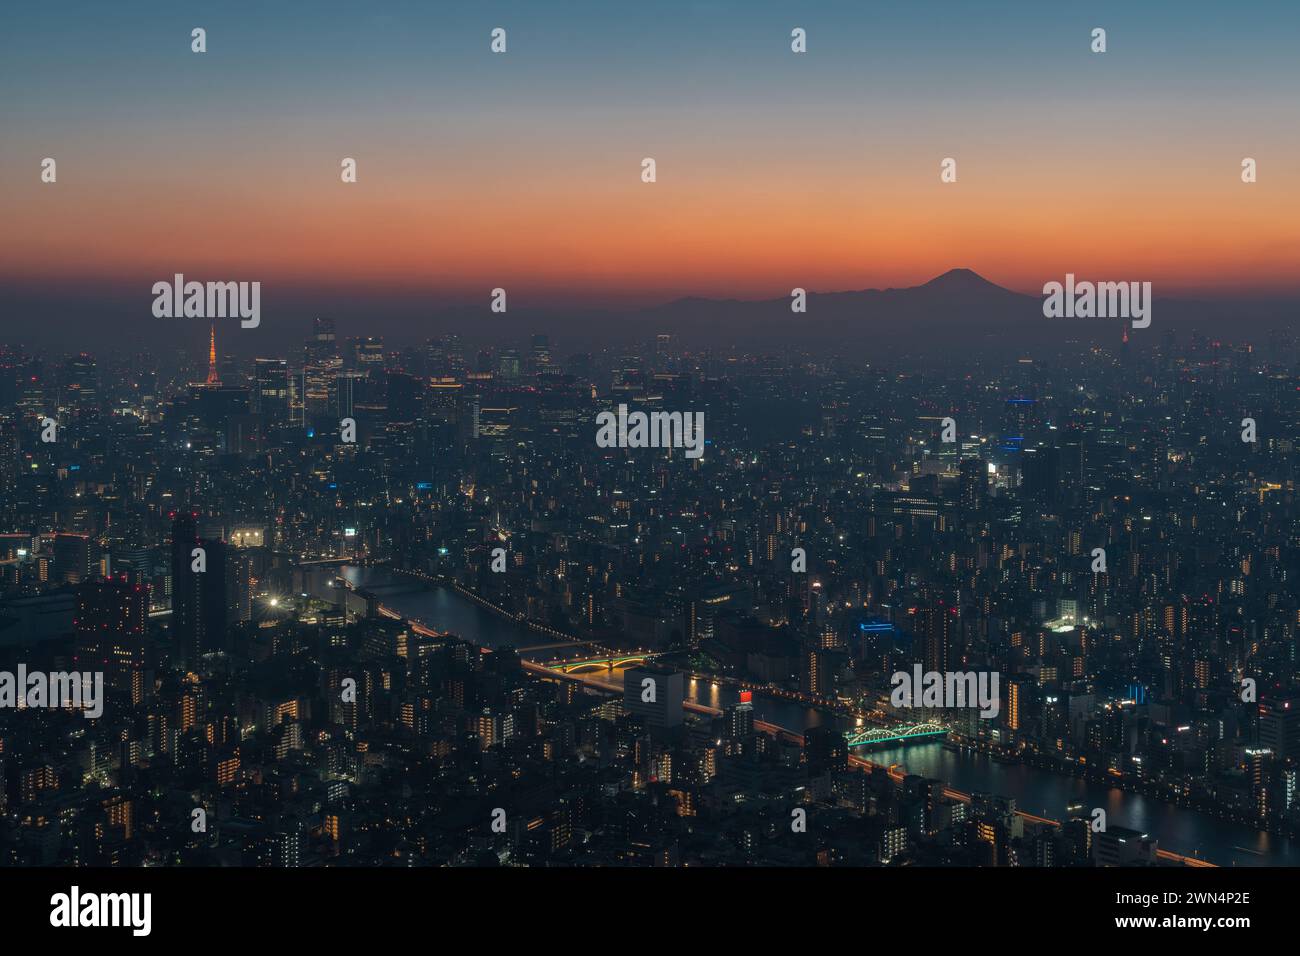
top-left (687, 595), bottom-right (722, 647)
top-left (54, 533), bottom-right (92, 584)
top-left (805, 724), bottom-right (848, 775)
top-left (62, 353), bottom-right (99, 409)
top-left (653, 333), bottom-right (672, 371)
top-left (75, 576), bottom-right (149, 705)
top-left (333, 371), bottom-right (365, 421)
top-left (386, 371), bottom-right (420, 423)
top-left (253, 358), bottom-right (290, 420)
top-left (348, 336), bottom-right (385, 374)
top-left (199, 539), bottom-right (229, 657)
top-left (498, 349), bottom-right (521, 380)
top-left (228, 549), bottom-right (254, 624)
top-left (303, 361), bottom-right (341, 428)
top-left (624, 666), bottom-right (684, 729)
top-left (0, 416), bottom-right (16, 519)
top-left (958, 457), bottom-right (987, 511)
top-left (422, 337), bottom-right (448, 377)
top-left (303, 319), bottom-right (342, 428)
top-left (1060, 430), bottom-right (1086, 487)
top-left (724, 690), bottom-right (754, 739)
top-left (530, 334), bottom-right (551, 371)
top-left (306, 317), bottom-right (337, 363)
top-left (1020, 445), bottom-right (1060, 501)
top-left (1259, 699), bottom-right (1300, 761)
top-left (170, 513), bottom-right (203, 668)
top-left (919, 603), bottom-right (954, 675)
top-left (16, 358), bottom-right (49, 418)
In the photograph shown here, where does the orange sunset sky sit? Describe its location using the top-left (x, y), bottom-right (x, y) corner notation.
top-left (2, 1), bottom-right (1298, 306)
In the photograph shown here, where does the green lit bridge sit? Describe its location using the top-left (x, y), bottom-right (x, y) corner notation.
top-left (844, 721), bottom-right (948, 748)
top-left (546, 653), bottom-right (658, 675)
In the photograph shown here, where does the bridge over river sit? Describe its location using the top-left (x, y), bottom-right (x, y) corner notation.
top-left (334, 565), bottom-right (1300, 867)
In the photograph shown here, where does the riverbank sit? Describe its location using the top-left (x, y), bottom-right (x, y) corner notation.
top-left (341, 565), bottom-right (1300, 867)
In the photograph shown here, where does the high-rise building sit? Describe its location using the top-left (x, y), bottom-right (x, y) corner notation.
top-left (498, 349), bottom-right (521, 380)
top-left (53, 533), bottom-right (92, 584)
top-left (805, 724), bottom-right (848, 775)
top-left (958, 457), bottom-right (988, 511)
top-left (919, 603), bottom-right (954, 675)
top-left (1246, 747), bottom-right (1274, 818)
top-left (1259, 698), bottom-right (1300, 761)
top-left (386, 371), bottom-right (420, 423)
top-left (199, 539), bottom-right (229, 658)
top-left (0, 416), bottom-right (17, 508)
top-left (74, 576), bottom-right (148, 705)
top-left (1005, 676), bottom-right (1027, 732)
top-left (170, 513), bottom-right (203, 668)
top-left (349, 336), bottom-right (384, 373)
top-left (306, 317), bottom-right (337, 363)
top-left (724, 690), bottom-right (754, 739)
top-left (303, 319), bottom-right (342, 428)
top-left (62, 353), bottom-right (99, 409)
top-left (1020, 445), bottom-right (1060, 501)
top-left (227, 549), bottom-right (254, 624)
top-left (530, 334), bottom-right (551, 372)
top-left (624, 666), bottom-right (684, 729)
top-left (253, 358), bottom-right (290, 420)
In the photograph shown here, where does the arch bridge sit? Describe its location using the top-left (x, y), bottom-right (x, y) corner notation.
top-left (547, 653), bottom-right (657, 674)
top-left (844, 721), bottom-right (947, 747)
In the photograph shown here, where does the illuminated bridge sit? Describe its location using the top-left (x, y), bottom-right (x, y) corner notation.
top-left (547, 653), bottom-right (656, 674)
top-left (844, 721), bottom-right (947, 748)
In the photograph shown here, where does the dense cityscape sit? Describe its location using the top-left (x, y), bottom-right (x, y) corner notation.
top-left (1, 316), bottom-right (1296, 869)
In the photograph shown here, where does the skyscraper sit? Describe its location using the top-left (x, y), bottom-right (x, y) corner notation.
top-left (919, 603), bottom-right (954, 675)
top-left (724, 690), bottom-right (754, 739)
top-left (253, 358), bottom-right (290, 420)
top-left (54, 533), bottom-right (92, 584)
top-left (1259, 698), bottom-right (1300, 761)
top-left (170, 513), bottom-right (200, 668)
top-left (624, 666), bottom-right (684, 729)
top-left (75, 576), bottom-right (149, 705)
top-left (959, 457), bottom-right (988, 512)
top-left (198, 538), bottom-right (229, 658)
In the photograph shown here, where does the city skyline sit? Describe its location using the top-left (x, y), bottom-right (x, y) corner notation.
top-left (0, 2), bottom-right (1293, 934)
top-left (2, 318), bottom-right (1298, 873)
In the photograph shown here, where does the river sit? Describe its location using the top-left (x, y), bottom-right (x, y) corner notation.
top-left (341, 566), bottom-right (1297, 866)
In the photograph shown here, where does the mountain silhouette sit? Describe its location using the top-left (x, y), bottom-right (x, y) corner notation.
top-left (920, 267), bottom-right (1013, 294)
top-left (7, 268), bottom-right (1291, 354)
top-left (626, 269), bottom-right (1045, 350)
top-left (403, 269), bottom-right (1290, 354)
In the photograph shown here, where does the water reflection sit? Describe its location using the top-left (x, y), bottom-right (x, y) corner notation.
top-left (343, 566), bottom-right (1296, 867)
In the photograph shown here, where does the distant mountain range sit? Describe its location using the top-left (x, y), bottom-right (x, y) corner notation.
top-left (499, 269), bottom-right (1294, 354)
top-left (629, 268), bottom-right (1042, 349)
top-left (3, 269), bottom-right (1294, 355)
